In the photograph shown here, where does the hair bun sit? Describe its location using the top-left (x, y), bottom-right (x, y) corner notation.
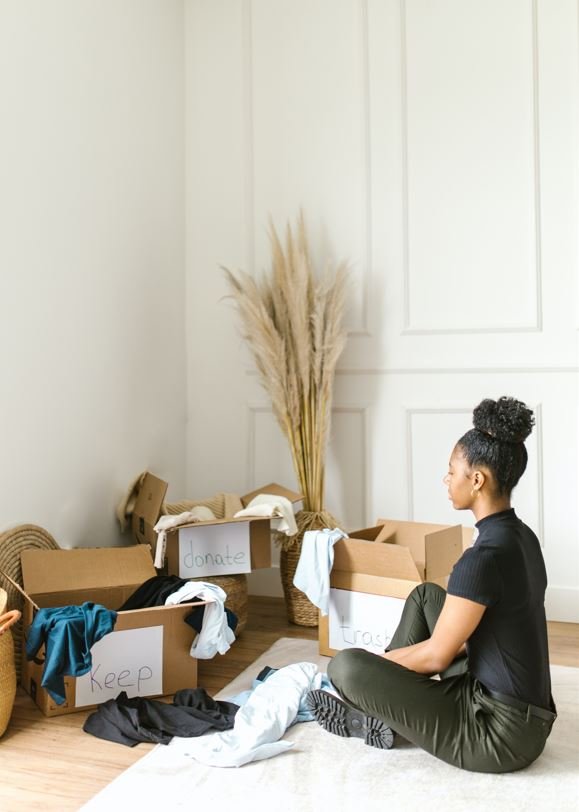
top-left (472, 396), bottom-right (535, 443)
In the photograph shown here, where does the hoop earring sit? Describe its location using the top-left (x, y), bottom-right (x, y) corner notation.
top-left (470, 488), bottom-right (479, 498)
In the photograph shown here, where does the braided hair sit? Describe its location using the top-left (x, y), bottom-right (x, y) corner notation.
top-left (456, 396), bottom-right (535, 497)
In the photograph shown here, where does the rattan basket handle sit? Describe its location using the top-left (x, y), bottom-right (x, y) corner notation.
top-left (0, 609), bottom-right (21, 635)
top-left (0, 567), bottom-right (39, 612)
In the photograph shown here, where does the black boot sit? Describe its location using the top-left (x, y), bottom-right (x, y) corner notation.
top-left (306, 689), bottom-right (395, 750)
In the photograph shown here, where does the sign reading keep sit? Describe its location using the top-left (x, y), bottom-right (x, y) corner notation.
top-left (75, 626), bottom-right (163, 707)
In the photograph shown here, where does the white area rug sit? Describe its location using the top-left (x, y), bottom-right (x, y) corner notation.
top-left (81, 638), bottom-right (579, 812)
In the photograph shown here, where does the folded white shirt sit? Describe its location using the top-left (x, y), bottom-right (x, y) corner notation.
top-left (234, 493), bottom-right (298, 536)
top-left (153, 507), bottom-right (216, 568)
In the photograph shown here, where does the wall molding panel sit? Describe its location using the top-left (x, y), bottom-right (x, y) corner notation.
top-left (405, 403), bottom-right (545, 544)
top-left (405, 406), bottom-right (470, 520)
top-left (400, 0), bottom-right (543, 335)
top-left (329, 404), bottom-right (371, 528)
top-left (246, 403), bottom-right (273, 493)
top-left (246, 402), bottom-right (370, 529)
top-left (355, 0), bottom-right (372, 337)
top-left (545, 586), bottom-right (579, 624)
top-left (242, 0), bottom-right (256, 278)
top-left (335, 366), bottom-right (579, 375)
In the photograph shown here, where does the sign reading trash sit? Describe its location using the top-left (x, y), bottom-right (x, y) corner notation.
top-left (328, 588), bottom-right (405, 655)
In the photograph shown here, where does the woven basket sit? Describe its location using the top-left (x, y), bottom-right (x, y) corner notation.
top-left (0, 589), bottom-right (20, 738)
top-left (0, 525), bottom-right (60, 682)
top-left (191, 574), bottom-right (248, 635)
top-left (164, 493), bottom-right (243, 520)
top-left (278, 509), bottom-right (339, 627)
top-left (280, 543), bottom-right (319, 626)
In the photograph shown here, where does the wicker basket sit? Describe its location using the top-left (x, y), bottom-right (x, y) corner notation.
top-left (278, 509), bottom-right (339, 627)
top-left (280, 544), bottom-right (319, 626)
top-left (191, 574), bottom-right (248, 635)
top-left (0, 589), bottom-right (20, 738)
top-left (0, 525), bottom-right (59, 683)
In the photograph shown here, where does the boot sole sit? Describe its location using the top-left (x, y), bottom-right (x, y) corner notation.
top-left (306, 689), bottom-right (394, 750)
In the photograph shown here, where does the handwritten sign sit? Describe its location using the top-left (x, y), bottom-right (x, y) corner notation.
top-left (328, 588), bottom-right (405, 655)
top-left (178, 522), bottom-right (251, 577)
top-left (75, 626), bottom-right (163, 707)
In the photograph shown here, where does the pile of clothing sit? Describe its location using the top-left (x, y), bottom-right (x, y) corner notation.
top-left (26, 575), bottom-right (238, 705)
top-left (83, 659), bottom-right (336, 765)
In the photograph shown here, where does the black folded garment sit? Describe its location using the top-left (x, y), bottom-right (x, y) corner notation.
top-left (185, 604), bottom-right (238, 634)
top-left (83, 688), bottom-right (239, 746)
top-left (117, 576), bottom-right (191, 611)
top-left (118, 576), bottom-right (239, 632)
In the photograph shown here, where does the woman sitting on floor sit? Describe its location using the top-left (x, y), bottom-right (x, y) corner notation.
top-left (308, 395), bottom-right (557, 773)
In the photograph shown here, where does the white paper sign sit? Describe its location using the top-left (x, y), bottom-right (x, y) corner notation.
top-left (75, 626), bottom-right (163, 707)
top-left (178, 522), bottom-right (252, 577)
top-left (328, 588), bottom-right (405, 654)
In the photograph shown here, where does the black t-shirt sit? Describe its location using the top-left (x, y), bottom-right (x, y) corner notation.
top-left (447, 508), bottom-right (551, 709)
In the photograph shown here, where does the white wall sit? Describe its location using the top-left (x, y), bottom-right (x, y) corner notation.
top-left (184, 0), bottom-right (579, 620)
top-left (1, 1), bottom-right (576, 621)
top-left (0, 1), bottom-right (187, 547)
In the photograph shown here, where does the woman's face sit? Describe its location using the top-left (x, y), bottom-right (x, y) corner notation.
top-left (443, 446), bottom-right (476, 510)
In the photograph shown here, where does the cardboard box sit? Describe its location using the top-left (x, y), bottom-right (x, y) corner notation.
top-left (20, 545), bottom-right (204, 717)
top-left (319, 519), bottom-right (470, 657)
top-left (132, 472), bottom-right (169, 549)
top-left (132, 472), bottom-right (303, 579)
top-left (164, 519), bottom-right (271, 579)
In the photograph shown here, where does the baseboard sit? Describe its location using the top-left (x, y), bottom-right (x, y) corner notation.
top-left (546, 585), bottom-right (579, 623)
top-left (248, 565), bottom-right (284, 598)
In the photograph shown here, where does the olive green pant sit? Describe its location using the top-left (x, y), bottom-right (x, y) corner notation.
top-left (327, 583), bottom-right (556, 773)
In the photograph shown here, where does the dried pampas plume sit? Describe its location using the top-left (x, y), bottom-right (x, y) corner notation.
top-left (222, 212), bottom-right (348, 513)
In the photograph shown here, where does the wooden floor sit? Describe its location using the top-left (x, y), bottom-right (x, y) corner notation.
top-left (0, 597), bottom-right (576, 812)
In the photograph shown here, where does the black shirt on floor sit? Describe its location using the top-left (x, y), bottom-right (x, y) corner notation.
top-left (447, 508), bottom-right (552, 709)
top-left (83, 688), bottom-right (239, 746)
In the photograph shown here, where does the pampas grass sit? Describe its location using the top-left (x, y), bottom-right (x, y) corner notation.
top-left (223, 212), bottom-right (348, 515)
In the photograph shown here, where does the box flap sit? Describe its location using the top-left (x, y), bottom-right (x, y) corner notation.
top-left (332, 538), bottom-right (422, 582)
top-left (132, 472), bottom-right (168, 532)
top-left (21, 546), bottom-right (156, 597)
top-left (330, 570), bottom-right (421, 599)
top-left (347, 525), bottom-right (386, 543)
top-left (241, 482), bottom-right (303, 508)
top-left (375, 518), bottom-right (454, 578)
top-left (424, 525), bottom-right (464, 582)
top-left (375, 518), bottom-right (450, 541)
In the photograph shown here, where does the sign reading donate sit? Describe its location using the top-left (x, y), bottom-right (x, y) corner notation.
top-left (178, 521), bottom-right (251, 577)
top-left (328, 588), bottom-right (405, 655)
top-left (75, 626), bottom-right (163, 707)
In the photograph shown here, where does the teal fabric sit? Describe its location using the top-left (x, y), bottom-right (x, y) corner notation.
top-left (26, 602), bottom-right (117, 704)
